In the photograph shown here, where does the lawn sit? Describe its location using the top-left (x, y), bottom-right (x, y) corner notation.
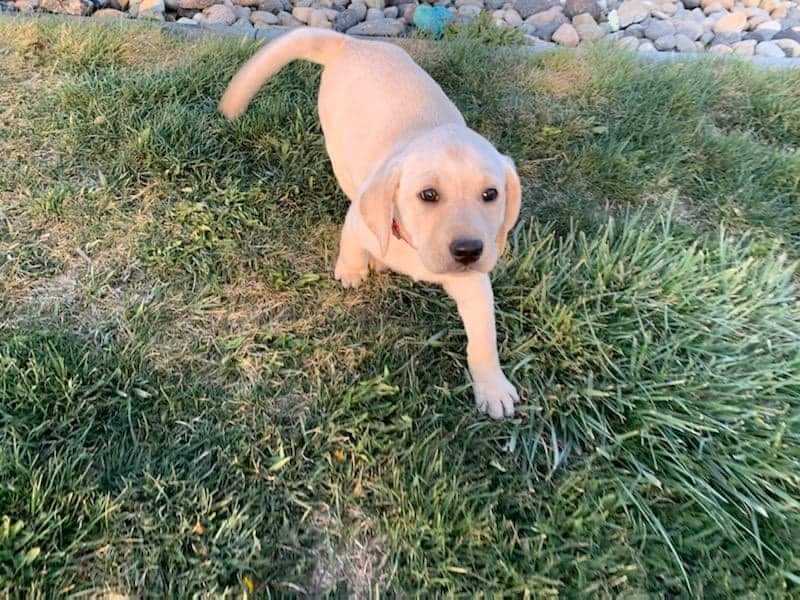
top-left (1, 16), bottom-right (800, 597)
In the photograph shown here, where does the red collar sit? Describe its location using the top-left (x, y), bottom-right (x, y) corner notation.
top-left (391, 219), bottom-right (414, 247)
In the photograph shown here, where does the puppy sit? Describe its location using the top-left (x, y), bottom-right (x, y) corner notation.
top-left (220, 28), bottom-right (521, 418)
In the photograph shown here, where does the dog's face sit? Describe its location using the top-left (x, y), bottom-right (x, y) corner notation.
top-left (358, 128), bottom-right (522, 275)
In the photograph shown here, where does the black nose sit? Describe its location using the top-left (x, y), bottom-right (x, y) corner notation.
top-left (449, 238), bottom-right (484, 264)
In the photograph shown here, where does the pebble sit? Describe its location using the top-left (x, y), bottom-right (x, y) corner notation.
top-left (14, 0), bottom-right (800, 60)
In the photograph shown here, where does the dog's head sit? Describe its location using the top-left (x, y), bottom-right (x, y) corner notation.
top-left (357, 126), bottom-right (522, 275)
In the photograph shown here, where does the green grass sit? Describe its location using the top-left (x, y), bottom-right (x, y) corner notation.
top-left (1, 16), bottom-right (800, 597)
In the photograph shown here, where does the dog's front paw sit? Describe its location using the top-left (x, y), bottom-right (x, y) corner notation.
top-left (474, 374), bottom-right (519, 419)
top-left (334, 261), bottom-right (369, 289)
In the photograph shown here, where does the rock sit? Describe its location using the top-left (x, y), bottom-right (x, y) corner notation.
top-left (700, 30), bottom-right (714, 43)
top-left (230, 14), bottom-right (254, 28)
top-left (178, 0), bottom-right (214, 9)
top-left (176, 15), bottom-right (198, 22)
top-left (626, 21), bottom-right (645, 35)
top-left (523, 34), bottom-right (558, 47)
top-left (773, 37), bottom-right (800, 55)
top-left (292, 5), bottom-right (312, 20)
top-left (552, 21), bottom-right (580, 44)
top-left (771, 4), bottom-right (788, 17)
top-left (347, 16), bottom-right (404, 34)
top-left (565, 0), bottom-right (600, 18)
top-left (654, 32), bottom-right (676, 47)
top-left (39, 0), bottom-right (92, 15)
top-left (514, 0), bottom-right (557, 18)
top-left (682, 0), bottom-right (700, 7)
top-left (617, 34), bottom-right (641, 48)
top-left (399, 2), bottom-right (415, 22)
top-left (713, 11), bottom-right (747, 33)
top-left (709, 42), bottom-right (734, 52)
top-left (504, 8), bottom-right (523, 23)
top-left (203, 2), bottom-right (236, 21)
top-left (732, 38), bottom-right (757, 53)
top-left (364, 0), bottom-right (384, 8)
top-left (644, 17), bottom-right (675, 38)
top-left (136, 0), bottom-right (164, 18)
top-left (759, 0), bottom-right (778, 10)
top-left (617, 0), bottom-right (649, 26)
top-left (700, 0), bottom-right (731, 9)
top-left (93, 6), bottom-right (125, 14)
top-left (674, 31), bottom-right (698, 49)
top-left (250, 8), bottom-right (278, 24)
top-left (526, 6), bottom-right (567, 39)
top-left (713, 30), bottom-right (742, 43)
top-left (233, 4), bottom-right (249, 17)
top-left (607, 7), bottom-right (620, 28)
top-left (748, 14), bottom-right (769, 27)
top-left (350, 0), bottom-right (367, 18)
top-left (754, 19), bottom-right (782, 39)
top-left (773, 27), bottom-right (800, 43)
top-left (366, 7), bottom-right (383, 18)
top-left (308, 7), bottom-right (332, 26)
top-left (756, 39), bottom-right (787, 55)
top-left (383, 5), bottom-right (397, 16)
top-left (674, 18), bottom-right (703, 38)
top-left (256, 0), bottom-right (282, 10)
top-left (573, 12), bottom-right (604, 39)
top-left (638, 38), bottom-right (657, 50)
top-left (333, 8), bottom-right (362, 27)
top-left (277, 8), bottom-right (302, 23)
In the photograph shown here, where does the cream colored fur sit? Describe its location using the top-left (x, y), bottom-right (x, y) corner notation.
top-left (220, 29), bottom-right (522, 418)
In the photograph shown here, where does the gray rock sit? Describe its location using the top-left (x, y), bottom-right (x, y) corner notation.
top-left (637, 38), bottom-right (657, 50)
top-left (505, 8), bottom-right (523, 24)
top-left (565, 0), bottom-right (600, 18)
top-left (756, 40), bottom-right (787, 56)
top-left (773, 28), bottom-right (800, 44)
top-left (525, 6), bottom-right (567, 39)
top-left (700, 30), bottom-right (714, 44)
top-left (644, 17), bottom-right (675, 39)
top-left (176, 15), bottom-right (198, 22)
top-left (774, 37), bottom-right (800, 56)
top-left (674, 19), bottom-right (702, 39)
top-left (277, 9), bottom-right (303, 24)
top-left (674, 32), bottom-right (697, 50)
top-left (231, 14), bottom-right (254, 28)
top-left (366, 6), bottom-right (383, 19)
top-left (514, 0), bottom-right (558, 18)
top-left (400, 2), bottom-right (415, 22)
top-left (333, 5), bottom-right (362, 28)
top-left (682, 0), bottom-right (699, 7)
top-left (256, 0), bottom-right (282, 11)
top-left (93, 6), bottom-right (126, 15)
top-left (753, 19), bottom-right (781, 40)
top-left (713, 31), bottom-right (742, 45)
top-left (250, 9), bottom-right (278, 24)
top-left (625, 22), bottom-right (645, 36)
top-left (654, 33), bottom-right (676, 48)
top-left (347, 16), bottom-right (404, 34)
top-left (364, 0), bottom-right (383, 8)
top-left (233, 4), bottom-right (250, 17)
top-left (383, 5), bottom-right (397, 16)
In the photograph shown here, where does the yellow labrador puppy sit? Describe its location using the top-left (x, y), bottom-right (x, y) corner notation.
top-left (220, 28), bottom-right (521, 418)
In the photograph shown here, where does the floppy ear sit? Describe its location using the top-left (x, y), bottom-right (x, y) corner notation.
top-left (358, 160), bottom-right (401, 257)
top-left (496, 156), bottom-right (522, 256)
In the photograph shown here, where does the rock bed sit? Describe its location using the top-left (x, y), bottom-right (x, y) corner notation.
top-left (2, 0), bottom-right (800, 58)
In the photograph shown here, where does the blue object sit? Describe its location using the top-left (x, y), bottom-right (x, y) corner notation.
top-left (413, 4), bottom-right (455, 36)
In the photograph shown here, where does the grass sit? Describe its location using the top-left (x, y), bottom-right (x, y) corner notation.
top-left (1, 15), bottom-right (800, 597)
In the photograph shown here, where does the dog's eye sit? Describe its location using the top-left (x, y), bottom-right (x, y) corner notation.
top-left (418, 188), bottom-right (439, 203)
top-left (482, 188), bottom-right (498, 203)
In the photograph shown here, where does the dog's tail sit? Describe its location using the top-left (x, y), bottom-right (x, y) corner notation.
top-left (219, 28), bottom-right (346, 120)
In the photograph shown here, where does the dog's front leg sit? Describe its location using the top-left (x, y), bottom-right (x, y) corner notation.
top-left (334, 203), bottom-right (372, 288)
top-left (444, 274), bottom-right (519, 419)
